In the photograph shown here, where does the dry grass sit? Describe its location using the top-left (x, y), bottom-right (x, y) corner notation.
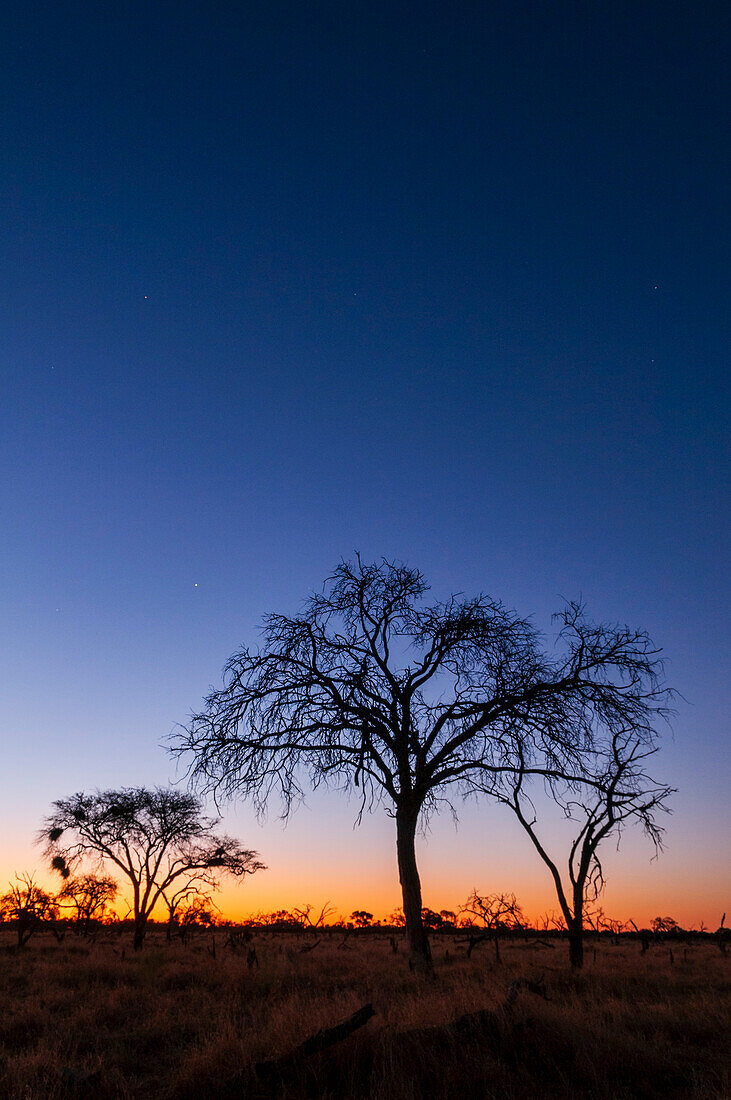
top-left (0, 928), bottom-right (728, 1098)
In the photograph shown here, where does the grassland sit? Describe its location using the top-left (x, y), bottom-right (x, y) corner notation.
top-left (0, 927), bottom-right (728, 1099)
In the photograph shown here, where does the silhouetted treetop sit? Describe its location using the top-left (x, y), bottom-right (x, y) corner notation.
top-left (177, 559), bottom-right (669, 812)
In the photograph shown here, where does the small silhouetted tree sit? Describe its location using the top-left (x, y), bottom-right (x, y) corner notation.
top-left (161, 883), bottom-right (218, 941)
top-left (1, 874), bottom-right (58, 947)
top-left (265, 909), bottom-right (303, 930)
top-left (292, 902), bottom-right (336, 931)
top-left (177, 894), bottom-right (219, 943)
top-left (652, 916), bottom-right (680, 936)
top-left (492, 726), bottom-right (674, 967)
top-left (535, 911), bottom-right (566, 933)
top-left (460, 890), bottom-right (525, 962)
top-left (58, 873), bottom-right (118, 934)
top-left (42, 787), bottom-right (265, 949)
top-left (350, 910), bottom-right (374, 928)
top-left (173, 558), bottom-right (670, 972)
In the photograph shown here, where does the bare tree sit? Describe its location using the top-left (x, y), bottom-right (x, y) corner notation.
top-left (160, 882), bottom-right (218, 941)
top-left (176, 893), bottom-right (220, 943)
top-left (57, 873), bottom-right (118, 934)
top-left (460, 890), bottom-right (525, 962)
top-left (491, 726), bottom-right (674, 967)
top-left (592, 911), bottom-right (627, 941)
top-left (42, 787), bottom-right (265, 949)
top-left (292, 902), bottom-right (336, 931)
top-left (173, 557), bottom-right (670, 972)
top-left (1, 874), bottom-right (59, 947)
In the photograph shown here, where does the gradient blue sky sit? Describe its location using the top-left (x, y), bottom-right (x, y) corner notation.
top-left (2, 1), bottom-right (729, 925)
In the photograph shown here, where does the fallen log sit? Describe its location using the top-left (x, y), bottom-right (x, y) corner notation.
top-left (255, 1003), bottom-right (375, 1080)
top-left (224, 977), bottom-right (549, 1095)
top-left (392, 975), bottom-right (549, 1055)
top-left (223, 1003), bottom-right (376, 1095)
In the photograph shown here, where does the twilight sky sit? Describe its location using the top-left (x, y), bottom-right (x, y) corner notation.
top-left (2, 1), bottom-right (729, 926)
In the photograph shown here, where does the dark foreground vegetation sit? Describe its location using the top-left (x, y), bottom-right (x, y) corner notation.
top-left (1, 926), bottom-right (728, 1099)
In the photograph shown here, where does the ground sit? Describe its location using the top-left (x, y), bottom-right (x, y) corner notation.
top-left (0, 927), bottom-right (728, 1098)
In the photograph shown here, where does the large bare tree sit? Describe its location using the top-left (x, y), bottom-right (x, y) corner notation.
top-left (43, 787), bottom-right (264, 949)
top-left (489, 725), bottom-right (674, 967)
top-left (173, 557), bottom-right (670, 972)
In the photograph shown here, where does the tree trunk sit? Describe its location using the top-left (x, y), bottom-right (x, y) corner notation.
top-left (396, 805), bottom-right (432, 973)
top-left (133, 915), bottom-right (147, 951)
top-left (568, 920), bottom-right (584, 968)
top-left (18, 914), bottom-right (34, 947)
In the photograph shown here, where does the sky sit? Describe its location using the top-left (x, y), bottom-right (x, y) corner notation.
top-left (1, 1), bottom-right (729, 928)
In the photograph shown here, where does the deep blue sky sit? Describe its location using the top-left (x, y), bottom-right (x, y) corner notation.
top-left (2, 2), bottom-right (728, 921)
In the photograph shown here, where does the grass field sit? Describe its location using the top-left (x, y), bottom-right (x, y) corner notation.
top-left (1, 927), bottom-right (728, 1098)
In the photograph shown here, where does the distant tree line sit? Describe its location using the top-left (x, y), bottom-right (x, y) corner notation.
top-left (3, 873), bottom-right (727, 959)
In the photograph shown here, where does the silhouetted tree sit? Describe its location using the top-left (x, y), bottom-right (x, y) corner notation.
top-left (173, 558), bottom-right (671, 972)
top-left (0, 874), bottom-right (58, 947)
top-left (536, 910), bottom-right (567, 933)
top-left (350, 910), bottom-right (374, 928)
top-left (292, 902), bottom-right (336, 930)
top-left (42, 787), bottom-right (265, 949)
top-left (264, 909), bottom-right (303, 931)
top-left (58, 873), bottom-right (118, 934)
top-left (460, 890), bottom-right (525, 961)
top-left (420, 908), bottom-right (445, 931)
top-left (160, 882), bottom-right (218, 941)
top-left (176, 894), bottom-right (219, 943)
top-left (594, 912), bottom-right (626, 938)
top-left (651, 915), bottom-right (680, 936)
top-left (491, 726), bottom-right (674, 967)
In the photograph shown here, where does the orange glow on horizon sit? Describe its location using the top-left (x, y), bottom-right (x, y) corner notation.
top-left (3, 795), bottom-right (727, 936)
top-left (1, 860), bottom-right (724, 933)
top-left (3, 879), bottom-right (710, 933)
